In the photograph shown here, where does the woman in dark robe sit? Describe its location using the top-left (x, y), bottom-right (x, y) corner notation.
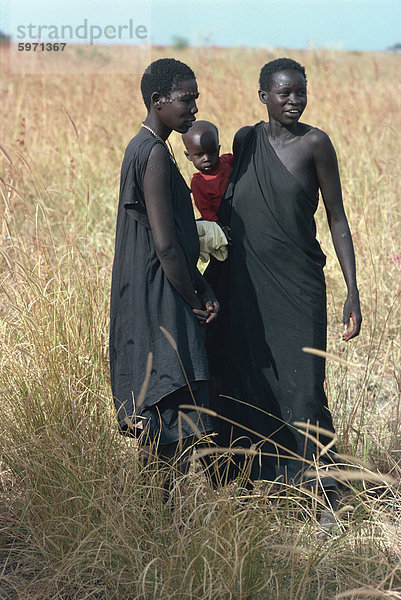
top-left (209, 58), bottom-right (362, 517)
top-left (109, 59), bottom-right (219, 473)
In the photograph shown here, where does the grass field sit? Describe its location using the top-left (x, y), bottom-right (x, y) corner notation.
top-left (1, 44), bottom-right (400, 599)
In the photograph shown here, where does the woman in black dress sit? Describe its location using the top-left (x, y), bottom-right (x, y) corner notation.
top-left (209, 59), bottom-right (362, 524)
top-left (109, 59), bottom-right (219, 474)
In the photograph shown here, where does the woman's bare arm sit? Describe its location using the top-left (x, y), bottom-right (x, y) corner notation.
top-left (312, 130), bottom-right (362, 341)
top-left (143, 143), bottom-right (207, 316)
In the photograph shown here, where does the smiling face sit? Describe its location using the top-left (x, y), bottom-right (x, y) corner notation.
top-left (184, 129), bottom-right (220, 173)
top-left (259, 70), bottom-right (307, 126)
top-left (156, 78), bottom-right (199, 134)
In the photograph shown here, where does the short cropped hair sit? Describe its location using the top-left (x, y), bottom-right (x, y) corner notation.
top-left (259, 58), bottom-right (307, 91)
top-left (182, 120), bottom-right (219, 143)
top-left (141, 58), bottom-right (195, 111)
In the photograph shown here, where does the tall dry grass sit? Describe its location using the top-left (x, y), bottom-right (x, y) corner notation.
top-left (0, 44), bottom-right (400, 598)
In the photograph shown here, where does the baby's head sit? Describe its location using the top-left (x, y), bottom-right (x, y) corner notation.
top-left (182, 120), bottom-right (220, 173)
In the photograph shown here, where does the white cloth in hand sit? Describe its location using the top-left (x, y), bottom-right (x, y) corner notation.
top-left (196, 220), bottom-right (228, 263)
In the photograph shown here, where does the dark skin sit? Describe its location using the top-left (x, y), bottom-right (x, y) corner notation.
top-left (183, 122), bottom-right (232, 243)
top-left (233, 70), bottom-right (362, 341)
top-left (141, 78), bottom-right (219, 324)
top-left (182, 121), bottom-right (220, 173)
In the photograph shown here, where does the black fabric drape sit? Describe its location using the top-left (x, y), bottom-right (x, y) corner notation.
top-left (208, 123), bottom-right (338, 486)
top-left (110, 135), bottom-right (211, 441)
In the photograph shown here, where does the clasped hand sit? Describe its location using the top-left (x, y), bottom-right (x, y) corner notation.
top-left (192, 298), bottom-right (220, 325)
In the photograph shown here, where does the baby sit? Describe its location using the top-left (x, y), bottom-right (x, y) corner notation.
top-left (182, 120), bottom-right (233, 222)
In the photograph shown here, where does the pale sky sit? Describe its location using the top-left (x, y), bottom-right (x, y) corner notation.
top-left (2, 0), bottom-right (400, 51)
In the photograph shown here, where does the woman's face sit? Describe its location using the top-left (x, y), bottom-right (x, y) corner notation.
top-left (158, 78), bottom-right (199, 134)
top-left (259, 70), bottom-right (307, 125)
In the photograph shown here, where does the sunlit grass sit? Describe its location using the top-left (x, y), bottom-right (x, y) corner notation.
top-left (0, 44), bottom-right (400, 598)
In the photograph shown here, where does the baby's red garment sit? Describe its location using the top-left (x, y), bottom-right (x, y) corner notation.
top-left (191, 153), bottom-right (233, 221)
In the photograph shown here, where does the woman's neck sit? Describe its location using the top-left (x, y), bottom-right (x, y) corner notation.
top-left (142, 114), bottom-right (171, 141)
top-left (265, 118), bottom-right (299, 140)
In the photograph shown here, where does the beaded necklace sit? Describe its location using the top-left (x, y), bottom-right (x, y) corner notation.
top-left (141, 123), bottom-right (178, 165)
